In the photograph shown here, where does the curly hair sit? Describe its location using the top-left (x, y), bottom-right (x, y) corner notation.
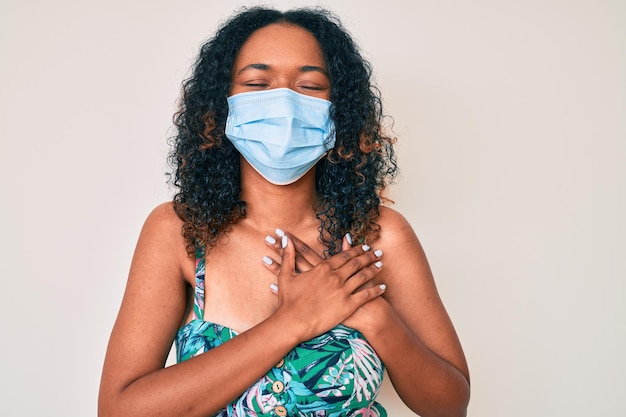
top-left (169, 6), bottom-right (398, 256)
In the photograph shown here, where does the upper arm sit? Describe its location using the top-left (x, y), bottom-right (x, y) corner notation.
top-left (100, 202), bottom-right (193, 394)
top-left (376, 206), bottom-right (469, 381)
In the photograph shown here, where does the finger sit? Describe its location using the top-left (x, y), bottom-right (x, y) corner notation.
top-left (283, 232), bottom-right (320, 271)
top-left (266, 231), bottom-right (313, 272)
top-left (263, 251), bottom-right (309, 277)
top-left (261, 256), bottom-right (281, 295)
top-left (262, 255), bottom-right (281, 275)
top-left (288, 232), bottom-right (323, 264)
top-left (265, 234), bottom-right (281, 251)
top-left (341, 232), bottom-right (353, 252)
top-left (351, 283), bottom-right (387, 306)
top-left (326, 244), bottom-right (377, 272)
top-left (343, 260), bottom-right (383, 294)
top-left (325, 244), bottom-right (369, 270)
top-left (279, 235), bottom-right (296, 280)
top-left (334, 246), bottom-right (384, 284)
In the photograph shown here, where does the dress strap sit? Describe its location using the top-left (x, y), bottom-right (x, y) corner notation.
top-left (192, 246), bottom-right (206, 320)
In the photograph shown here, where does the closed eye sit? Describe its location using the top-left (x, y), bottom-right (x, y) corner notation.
top-left (300, 85), bottom-right (324, 91)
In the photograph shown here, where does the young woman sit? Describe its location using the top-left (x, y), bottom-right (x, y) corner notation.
top-left (98, 7), bottom-right (469, 417)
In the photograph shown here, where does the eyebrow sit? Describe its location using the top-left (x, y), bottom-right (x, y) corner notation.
top-left (237, 63), bottom-right (328, 76)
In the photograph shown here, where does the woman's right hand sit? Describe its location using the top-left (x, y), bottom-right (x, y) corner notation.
top-left (267, 234), bottom-right (386, 342)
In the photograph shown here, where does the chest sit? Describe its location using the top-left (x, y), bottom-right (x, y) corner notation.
top-left (198, 235), bottom-right (276, 332)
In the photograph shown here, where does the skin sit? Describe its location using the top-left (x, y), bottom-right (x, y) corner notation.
top-left (98, 23), bottom-right (469, 417)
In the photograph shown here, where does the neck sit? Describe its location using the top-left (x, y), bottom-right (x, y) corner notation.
top-left (239, 160), bottom-right (320, 233)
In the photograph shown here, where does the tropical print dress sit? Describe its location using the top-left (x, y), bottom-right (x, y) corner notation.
top-left (175, 249), bottom-right (387, 416)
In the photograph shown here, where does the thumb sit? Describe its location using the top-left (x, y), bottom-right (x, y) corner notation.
top-left (279, 235), bottom-right (296, 277)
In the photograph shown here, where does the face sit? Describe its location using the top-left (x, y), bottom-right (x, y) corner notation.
top-left (230, 23), bottom-right (331, 100)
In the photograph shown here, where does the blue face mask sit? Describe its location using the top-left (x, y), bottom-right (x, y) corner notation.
top-left (225, 88), bottom-right (336, 185)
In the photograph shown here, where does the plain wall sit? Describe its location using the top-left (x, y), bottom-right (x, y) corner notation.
top-left (1, 0), bottom-right (624, 416)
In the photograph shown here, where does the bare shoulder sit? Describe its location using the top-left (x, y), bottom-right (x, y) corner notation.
top-left (374, 206), bottom-right (426, 262)
top-left (132, 201), bottom-right (194, 283)
top-left (142, 201), bottom-right (184, 238)
top-left (373, 205), bottom-right (437, 312)
top-left (376, 205), bottom-right (409, 227)
top-left (124, 200), bottom-right (192, 310)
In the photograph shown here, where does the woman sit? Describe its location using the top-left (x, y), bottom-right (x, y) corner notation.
top-left (98, 7), bottom-right (470, 417)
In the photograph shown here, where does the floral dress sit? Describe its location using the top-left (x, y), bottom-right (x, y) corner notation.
top-left (175, 249), bottom-right (387, 417)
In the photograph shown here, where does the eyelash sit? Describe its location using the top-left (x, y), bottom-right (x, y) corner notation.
top-left (242, 82), bottom-right (325, 91)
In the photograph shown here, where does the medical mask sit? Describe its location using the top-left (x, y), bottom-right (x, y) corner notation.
top-left (225, 88), bottom-right (336, 185)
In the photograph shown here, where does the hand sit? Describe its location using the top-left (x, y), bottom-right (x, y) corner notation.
top-left (263, 230), bottom-right (386, 337)
top-left (263, 230), bottom-right (365, 273)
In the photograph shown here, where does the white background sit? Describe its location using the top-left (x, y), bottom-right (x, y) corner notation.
top-left (1, 0), bottom-right (625, 416)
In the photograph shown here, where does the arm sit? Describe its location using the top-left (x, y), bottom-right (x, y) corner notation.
top-left (353, 207), bottom-right (470, 417)
top-left (263, 208), bottom-right (470, 417)
top-left (98, 203), bottom-right (385, 417)
top-left (346, 208), bottom-right (469, 417)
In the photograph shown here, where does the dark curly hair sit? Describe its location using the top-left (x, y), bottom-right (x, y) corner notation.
top-left (169, 6), bottom-right (398, 256)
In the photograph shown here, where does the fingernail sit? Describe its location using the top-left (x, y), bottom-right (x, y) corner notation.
top-left (362, 244), bottom-right (370, 252)
top-left (265, 235), bottom-right (276, 245)
top-left (374, 261), bottom-right (383, 268)
top-left (281, 235), bottom-right (288, 248)
top-left (275, 228), bottom-right (285, 237)
top-left (379, 284), bottom-right (387, 291)
top-left (263, 256), bottom-right (273, 265)
top-left (374, 249), bottom-right (383, 257)
top-left (270, 283), bottom-right (279, 293)
top-left (345, 232), bottom-right (353, 245)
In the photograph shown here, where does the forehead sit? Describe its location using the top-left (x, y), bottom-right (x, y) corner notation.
top-left (234, 23), bottom-right (326, 68)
